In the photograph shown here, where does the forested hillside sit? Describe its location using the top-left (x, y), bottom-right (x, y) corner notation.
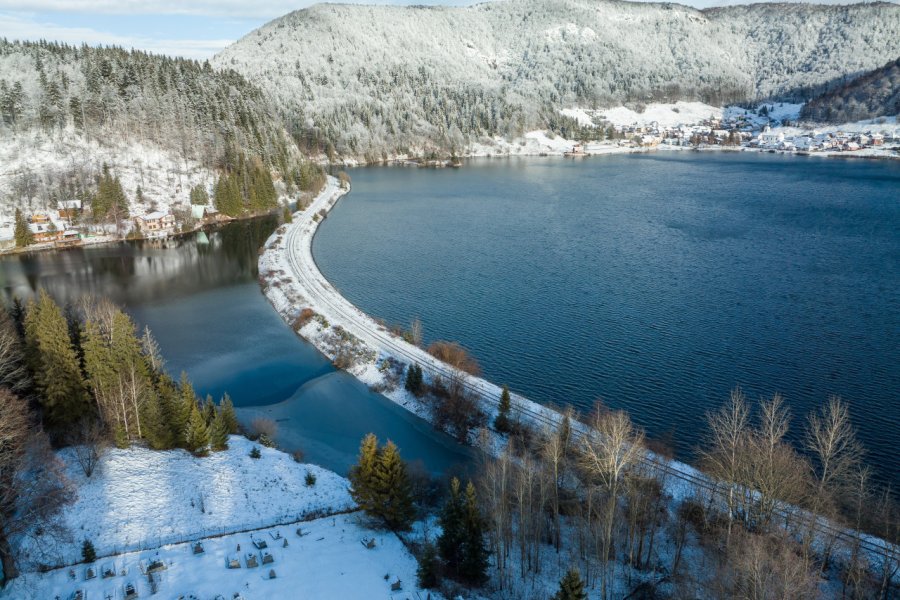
top-left (800, 57), bottom-right (900, 123)
top-left (214, 0), bottom-right (900, 159)
top-left (0, 40), bottom-right (322, 217)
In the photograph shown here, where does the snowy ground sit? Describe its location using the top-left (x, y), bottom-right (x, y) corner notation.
top-left (598, 101), bottom-right (723, 128)
top-left (5, 513), bottom-right (426, 600)
top-left (465, 130), bottom-right (642, 158)
top-left (16, 436), bottom-right (354, 573)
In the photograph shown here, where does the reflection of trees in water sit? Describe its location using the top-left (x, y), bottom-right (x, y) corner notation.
top-left (0, 215), bottom-right (280, 307)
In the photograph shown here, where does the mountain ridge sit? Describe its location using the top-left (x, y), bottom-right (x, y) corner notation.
top-left (213, 0), bottom-right (900, 158)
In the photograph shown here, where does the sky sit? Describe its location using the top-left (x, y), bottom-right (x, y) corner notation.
top-left (0, 0), bottom-right (890, 60)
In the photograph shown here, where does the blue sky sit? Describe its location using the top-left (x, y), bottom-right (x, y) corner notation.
top-left (0, 0), bottom-right (888, 60)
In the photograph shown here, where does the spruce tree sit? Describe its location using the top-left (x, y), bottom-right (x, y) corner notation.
top-left (371, 440), bottom-right (415, 530)
top-left (438, 477), bottom-right (466, 579)
top-left (25, 290), bottom-right (90, 432)
top-left (209, 407), bottom-right (229, 451)
top-left (184, 401), bottom-right (209, 455)
top-left (174, 372), bottom-right (196, 447)
top-left (416, 542), bottom-right (440, 589)
top-left (495, 384), bottom-right (512, 433)
top-left (552, 567), bottom-right (587, 600)
top-left (459, 481), bottom-right (489, 585)
top-left (202, 394), bottom-right (216, 425)
top-left (190, 185), bottom-right (209, 205)
top-left (405, 363), bottom-right (421, 395)
top-left (219, 393), bottom-right (238, 434)
top-left (283, 206), bottom-right (293, 224)
top-left (13, 208), bottom-right (32, 247)
top-left (438, 478), bottom-right (488, 585)
top-left (348, 433), bottom-right (380, 515)
top-left (81, 539), bottom-right (96, 563)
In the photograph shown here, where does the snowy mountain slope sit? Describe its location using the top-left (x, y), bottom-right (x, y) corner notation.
top-left (801, 56), bottom-right (900, 123)
top-left (17, 436), bottom-right (353, 572)
top-left (0, 40), bottom-right (314, 218)
top-left (214, 0), bottom-right (900, 157)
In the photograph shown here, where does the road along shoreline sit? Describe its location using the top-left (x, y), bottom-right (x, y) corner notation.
top-left (258, 175), bottom-right (897, 564)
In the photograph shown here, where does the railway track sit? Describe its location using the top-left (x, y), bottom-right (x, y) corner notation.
top-left (278, 177), bottom-right (898, 565)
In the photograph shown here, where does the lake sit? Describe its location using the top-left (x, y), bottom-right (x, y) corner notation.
top-left (0, 218), bottom-right (473, 477)
top-left (313, 153), bottom-right (900, 487)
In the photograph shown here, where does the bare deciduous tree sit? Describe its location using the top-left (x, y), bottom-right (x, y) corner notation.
top-left (0, 388), bottom-right (71, 582)
top-left (700, 388), bottom-right (751, 547)
top-left (69, 419), bottom-right (108, 478)
top-left (0, 310), bottom-right (30, 394)
top-left (578, 404), bottom-right (644, 599)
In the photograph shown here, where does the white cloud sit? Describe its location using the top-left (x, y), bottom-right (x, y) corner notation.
top-left (0, 1), bottom-right (473, 19)
top-left (0, 13), bottom-right (233, 59)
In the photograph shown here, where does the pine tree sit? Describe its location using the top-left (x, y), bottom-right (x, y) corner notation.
top-left (13, 208), bottom-right (32, 248)
top-left (202, 394), bottom-right (216, 425)
top-left (495, 384), bottom-right (512, 433)
top-left (405, 363), bottom-right (423, 395)
top-left (219, 393), bottom-right (238, 434)
top-left (438, 477), bottom-right (466, 579)
top-left (24, 290), bottom-right (90, 432)
top-left (459, 480), bottom-right (489, 586)
top-left (283, 206), bottom-right (293, 224)
top-left (190, 185), bottom-right (209, 205)
top-left (184, 401), bottom-right (209, 455)
top-left (438, 478), bottom-right (488, 585)
top-left (416, 542), bottom-right (440, 589)
top-left (552, 568), bottom-right (587, 600)
top-left (81, 539), bottom-right (96, 563)
top-left (209, 407), bottom-right (229, 451)
top-left (173, 372), bottom-right (196, 448)
top-left (371, 440), bottom-right (415, 530)
top-left (348, 433), bottom-right (380, 515)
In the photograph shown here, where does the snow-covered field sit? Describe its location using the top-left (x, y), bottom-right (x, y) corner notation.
top-left (598, 101), bottom-right (723, 128)
top-left (16, 436), bottom-right (353, 573)
top-left (6, 513), bottom-right (424, 600)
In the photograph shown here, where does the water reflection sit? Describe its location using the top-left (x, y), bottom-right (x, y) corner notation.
top-left (0, 218), bottom-right (472, 475)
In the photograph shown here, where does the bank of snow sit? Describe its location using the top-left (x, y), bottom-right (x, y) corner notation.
top-left (18, 435), bottom-right (353, 572)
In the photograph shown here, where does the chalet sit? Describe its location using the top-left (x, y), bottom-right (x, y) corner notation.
top-left (30, 211), bottom-right (52, 225)
top-left (564, 143), bottom-right (586, 157)
top-left (29, 222), bottom-right (62, 244)
top-left (871, 133), bottom-right (884, 146)
top-left (134, 211), bottom-right (175, 238)
top-left (57, 199), bottom-right (82, 221)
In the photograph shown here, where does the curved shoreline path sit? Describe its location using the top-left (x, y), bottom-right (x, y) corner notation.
top-left (260, 175), bottom-right (896, 563)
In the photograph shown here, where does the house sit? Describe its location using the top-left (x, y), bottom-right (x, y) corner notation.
top-left (871, 133), bottom-right (884, 146)
top-left (29, 225), bottom-right (62, 244)
top-left (134, 211), bottom-right (176, 238)
top-left (30, 212), bottom-right (52, 225)
top-left (57, 199), bottom-right (82, 221)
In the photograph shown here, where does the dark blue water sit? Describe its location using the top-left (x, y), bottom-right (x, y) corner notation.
top-left (0, 220), bottom-right (472, 476)
top-left (313, 153), bottom-right (900, 487)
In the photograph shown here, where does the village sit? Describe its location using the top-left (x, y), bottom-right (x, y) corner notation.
top-left (608, 109), bottom-right (899, 154)
top-left (0, 199), bottom-right (221, 253)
